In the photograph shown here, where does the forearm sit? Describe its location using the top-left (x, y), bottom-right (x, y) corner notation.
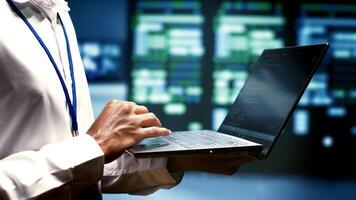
top-left (0, 135), bottom-right (104, 199)
top-left (101, 153), bottom-right (183, 195)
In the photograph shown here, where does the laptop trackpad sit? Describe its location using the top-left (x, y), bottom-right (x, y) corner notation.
top-left (131, 137), bottom-right (186, 152)
top-left (136, 138), bottom-right (169, 149)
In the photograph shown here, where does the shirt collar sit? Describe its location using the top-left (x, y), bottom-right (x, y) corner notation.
top-left (13, 0), bottom-right (70, 27)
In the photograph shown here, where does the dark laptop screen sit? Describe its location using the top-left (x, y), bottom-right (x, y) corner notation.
top-left (219, 44), bottom-right (328, 156)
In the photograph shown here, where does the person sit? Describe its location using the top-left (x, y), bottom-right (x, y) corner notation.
top-left (0, 0), bottom-right (256, 199)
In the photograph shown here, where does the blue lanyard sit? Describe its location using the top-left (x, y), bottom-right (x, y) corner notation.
top-left (6, 0), bottom-right (79, 136)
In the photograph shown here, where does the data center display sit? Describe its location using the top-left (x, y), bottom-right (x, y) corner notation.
top-left (128, 1), bottom-right (356, 167)
top-left (79, 41), bottom-right (124, 82)
top-left (294, 3), bottom-right (356, 146)
top-left (131, 0), bottom-right (207, 130)
top-left (212, 1), bottom-right (285, 130)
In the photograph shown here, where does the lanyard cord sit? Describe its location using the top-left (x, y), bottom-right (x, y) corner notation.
top-left (6, 0), bottom-right (78, 136)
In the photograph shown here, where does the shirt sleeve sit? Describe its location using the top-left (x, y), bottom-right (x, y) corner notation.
top-left (101, 152), bottom-right (184, 195)
top-left (0, 135), bottom-right (104, 200)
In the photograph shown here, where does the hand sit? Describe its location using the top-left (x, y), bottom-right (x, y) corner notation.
top-left (167, 153), bottom-right (256, 175)
top-left (87, 100), bottom-right (171, 163)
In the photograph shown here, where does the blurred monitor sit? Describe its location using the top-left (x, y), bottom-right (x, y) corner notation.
top-left (212, 1), bottom-right (285, 130)
top-left (79, 41), bottom-right (126, 82)
top-left (294, 3), bottom-right (356, 149)
top-left (130, 0), bottom-right (207, 131)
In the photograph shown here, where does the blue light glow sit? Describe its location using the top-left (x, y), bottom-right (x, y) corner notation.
top-left (326, 107), bottom-right (347, 118)
top-left (79, 41), bottom-right (122, 82)
top-left (212, 108), bottom-right (229, 131)
top-left (293, 110), bottom-right (310, 136)
top-left (322, 135), bottom-right (334, 148)
top-left (350, 126), bottom-right (356, 136)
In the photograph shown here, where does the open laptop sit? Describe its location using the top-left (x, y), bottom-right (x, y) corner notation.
top-left (127, 43), bottom-right (329, 159)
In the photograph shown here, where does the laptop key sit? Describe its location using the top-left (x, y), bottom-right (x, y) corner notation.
top-left (164, 130), bottom-right (250, 149)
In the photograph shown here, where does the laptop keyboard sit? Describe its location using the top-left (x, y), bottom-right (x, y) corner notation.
top-left (163, 130), bottom-right (251, 149)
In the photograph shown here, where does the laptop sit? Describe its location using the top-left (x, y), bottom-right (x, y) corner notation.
top-left (127, 43), bottom-right (329, 159)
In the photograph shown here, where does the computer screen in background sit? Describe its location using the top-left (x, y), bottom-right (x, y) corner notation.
top-left (212, 1), bottom-right (285, 130)
top-left (296, 3), bottom-right (356, 148)
top-left (79, 41), bottom-right (125, 82)
top-left (130, 0), bottom-right (207, 131)
top-left (79, 41), bottom-right (128, 116)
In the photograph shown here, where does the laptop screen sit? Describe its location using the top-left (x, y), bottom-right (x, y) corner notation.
top-left (218, 44), bottom-right (328, 156)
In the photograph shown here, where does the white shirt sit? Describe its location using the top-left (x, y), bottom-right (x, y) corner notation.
top-left (0, 0), bottom-right (181, 199)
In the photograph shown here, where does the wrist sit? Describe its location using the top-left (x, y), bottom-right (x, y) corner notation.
top-left (87, 131), bottom-right (115, 163)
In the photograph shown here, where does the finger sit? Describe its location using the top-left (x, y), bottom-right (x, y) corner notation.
top-left (140, 127), bottom-right (171, 138)
top-left (105, 99), bottom-right (119, 109)
top-left (126, 101), bottom-right (137, 106)
top-left (134, 105), bottom-right (149, 114)
top-left (117, 101), bottom-right (137, 112)
top-left (117, 103), bottom-right (135, 114)
top-left (136, 112), bottom-right (162, 127)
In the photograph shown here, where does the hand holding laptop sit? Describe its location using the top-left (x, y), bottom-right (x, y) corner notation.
top-left (87, 100), bottom-right (171, 163)
top-left (93, 44), bottom-right (329, 176)
top-left (88, 100), bottom-right (256, 175)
